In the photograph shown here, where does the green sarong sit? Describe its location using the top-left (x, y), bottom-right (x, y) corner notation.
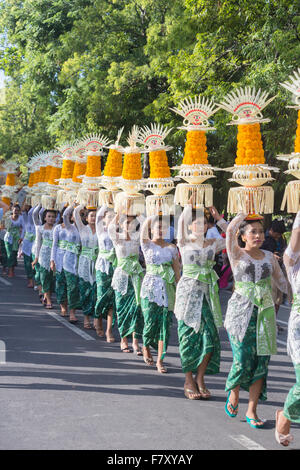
top-left (226, 306), bottom-right (270, 401)
top-left (64, 271), bottom-right (81, 310)
top-left (115, 276), bottom-right (144, 339)
top-left (79, 277), bottom-right (97, 316)
top-left (283, 364), bottom-right (300, 423)
top-left (32, 253), bottom-right (41, 286)
top-left (4, 224), bottom-right (19, 268)
top-left (55, 269), bottom-right (67, 304)
top-left (39, 266), bottom-right (55, 294)
top-left (95, 266), bottom-right (116, 321)
top-left (117, 254), bottom-right (144, 305)
top-left (141, 298), bottom-right (173, 360)
top-left (0, 239), bottom-right (8, 268)
top-left (4, 241), bottom-right (17, 268)
top-left (23, 253), bottom-right (34, 279)
top-left (177, 297), bottom-right (220, 374)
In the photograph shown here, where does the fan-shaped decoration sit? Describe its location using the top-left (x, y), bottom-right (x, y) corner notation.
top-left (280, 68), bottom-right (300, 108)
top-left (170, 95), bottom-right (219, 130)
top-left (217, 87), bottom-right (276, 125)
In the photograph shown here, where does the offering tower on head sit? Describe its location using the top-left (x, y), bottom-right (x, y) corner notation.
top-left (99, 127), bottom-right (124, 208)
top-left (277, 68), bottom-right (300, 213)
top-left (114, 126), bottom-right (146, 216)
top-left (171, 95), bottom-right (220, 209)
top-left (217, 86), bottom-right (278, 218)
top-left (137, 123), bottom-right (174, 216)
top-left (77, 133), bottom-right (111, 210)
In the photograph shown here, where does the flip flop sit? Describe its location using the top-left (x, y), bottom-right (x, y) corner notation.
top-left (225, 391), bottom-right (239, 418)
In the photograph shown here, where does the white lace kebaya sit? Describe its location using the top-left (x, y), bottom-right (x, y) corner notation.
top-left (62, 205), bottom-right (81, 276)
top-left (32, 205), bottom-right (45, 258)
top-left (224, 212), bottom-right (288, 350)
top-left (95, 205), bottom-right (115, 275)
top-left (22, 207), bottom-right (35, 257)
top-left (174, 205), bottom-right (228, 332)
top-left (108, 215), bottom-right (144, 297)
top-left (140, 216), bottom-right (178, 309)
top-left (50, 224), bottom-right (68, 274)
top-left (284, 211), bottom-right (300, 365)
top-left (73, 204), bottom-right (98, 285)
top-left (4, 214), bottom-right (25, 248)
top-left (35, 225), bottom-right (54, 271)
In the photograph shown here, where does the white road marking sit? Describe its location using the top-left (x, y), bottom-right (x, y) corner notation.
top-left (277, 319), bottom-right (288, 326)
top-left (46, 311), bottom-right (96, 341)
top-left (230, 434), bottom-right (266, 450)
top-left (277, 339), bottom-right (287, 347)
top-left (0, 277), bottom-right (12, 286)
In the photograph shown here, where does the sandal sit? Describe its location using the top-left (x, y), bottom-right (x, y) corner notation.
top-left (143, 355), bottom-right (154, 366)
top-left (69, 318), bottom-right (78, 324)
top-left (184, 387), bottom-right (202, 400)
top-left (96, 329), bottom-right (105, 337)
top-left (156, 363), bottom-right (167, 374)
top-left (84, 322), bottom-right (92, 329)
top-left (45, 304), bottom-right (53, 309)
top-left (121, 347), bottom-right (132, 353)
top-left (225, 391), bottom-right (239, 418)
top-left (198, 387), bottom-right (211, 400)
top-left (133, 347), bottom-right (143, 356)
top-left (275, 410), bottom-right (294, 447)
top-left (106, 333), bottom-right (115, 343)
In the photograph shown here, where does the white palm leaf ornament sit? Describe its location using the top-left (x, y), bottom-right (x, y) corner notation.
top-left (83, 133), bottom-right (111, 154)
top-left (217, 87), bottom-right (276, 125)
top-left (137, 123), bottom-right (173, 151)
top-left (280, 68), bottom-right (300, 108)
top-left (170, 96), bottom-right (219, 130)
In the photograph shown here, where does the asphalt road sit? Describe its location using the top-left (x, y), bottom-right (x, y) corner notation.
top-left (0, 262), bottom-right (299, 451)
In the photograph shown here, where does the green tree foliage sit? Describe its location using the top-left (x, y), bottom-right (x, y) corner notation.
top-left (0, 0), bottom-right (299, 211)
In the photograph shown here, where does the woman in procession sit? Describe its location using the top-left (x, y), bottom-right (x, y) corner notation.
top-left (94, 204), bottom-right (116, 342)
top-left (32, 208), bottom-right (57, 309)
top-left (73, 204), bottom-right (98, 329)
top-left (4, 203), bottom-right (25, 278)
top-left (21, 203), bottom-right (36, 288)
top-left (140, 212), bottom-right (181, 373)
top-left (32, 204), bottom-right (45, 302)
top-left (50, 208), bottom-right (68, 316)
top-left (0, 199), bottom-right (10, 274)
top-left (224, 212), bottom-right (288, 428)
top-left (275, 210), bottom-right (300, 447)
top-left (174, 196), bottom-right (228, 398)
top-left (61, 204), bottom-right (82, 323)
top-left (108, 202), bottom-right (144, 355)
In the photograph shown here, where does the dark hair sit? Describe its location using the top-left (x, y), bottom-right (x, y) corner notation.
top-left (12, 203), bottom-right (21, 210)
top-left (238, 219), bottom-right (264, 247)
top-left (270, 220), bottom-right (286, 234)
